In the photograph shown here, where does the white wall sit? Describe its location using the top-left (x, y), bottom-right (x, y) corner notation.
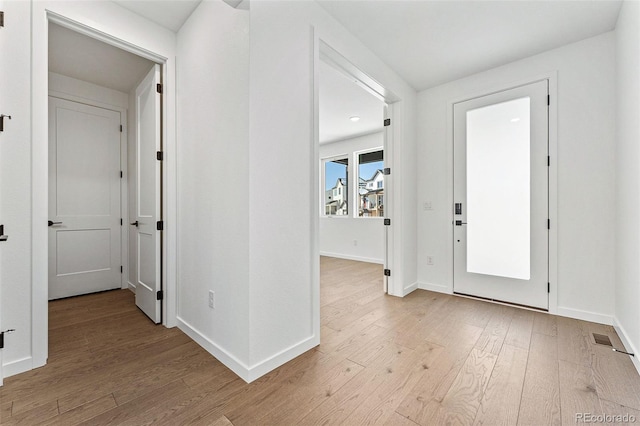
top-left (175, 0), bottom-right (251, 376)
top-left (614, 0), bottom-right (640, 371)
top-left (248, 0), bottom-right (417, 378)
top-left (320, 132), bottom-right (385, 264)
top-left (417, 32), bottom-right (616, 324)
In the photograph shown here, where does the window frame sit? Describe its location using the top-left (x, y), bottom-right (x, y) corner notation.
top-left (321, 154), bottom-right (350, 218)
top-left (355, 147), bottom-right (385, 219)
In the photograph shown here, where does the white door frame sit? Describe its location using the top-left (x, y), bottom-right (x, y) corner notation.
top-left (312, 34), bottom-right (404, 342)
top-left (30, 8), bottom-right (177, 369)
top-left (446, 73), bottom-right (559, 315)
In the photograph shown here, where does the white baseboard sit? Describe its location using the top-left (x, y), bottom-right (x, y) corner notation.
top-left (613, 317), bottom-right (640, 375)
top-left (177, 316), bottom-right (251, 382)
top-left (3, 356), bottom-right (33, 378)
top-left (177, 316), bottom-right (319, 383)
top-left (556, 307), bottom-right (613, 325)
top-left (127, 281), bottom-right (136, 292)
top-left (319, 252), bottom-right (384, 265)
top-left (246, 334), bottom-right (319, 383)
top-left (418, 281), bottom-right (451, 294)
top-left (402, 282), bottom-right (418, 296)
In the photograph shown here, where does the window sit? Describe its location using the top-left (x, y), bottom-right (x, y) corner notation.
top-left (357, 150), bottom-right (384, 217)
top-left (323, 157), bottom-right (348, 216)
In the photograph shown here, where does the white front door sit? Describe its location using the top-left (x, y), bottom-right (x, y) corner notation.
top-left (48, 98), bottom-right (122, 300)
top-left (133, 64), bottom-right (162, 323)
top-left (453, 80), bottom-right (549, 310)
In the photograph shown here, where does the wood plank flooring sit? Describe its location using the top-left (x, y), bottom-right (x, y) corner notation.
top-left (1, 256), bottom-right (640, 425)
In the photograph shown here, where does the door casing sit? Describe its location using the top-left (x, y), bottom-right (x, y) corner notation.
top-left (29, 8), bottom-right (176, 373)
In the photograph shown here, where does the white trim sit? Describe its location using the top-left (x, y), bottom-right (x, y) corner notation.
top-left (46, 11), bottom-right (167, 63)
top-left (319, 251), bottom-right (383, 265)
top-left (246, 335), bottom-right (319, 383)
top-left (418, 281), bottom-right (451, 294)
top-left (556, 306), bottom-right (613, 325)
top-left (613, 317), bottom-right (640, 375)
top-left (178, 316), bottom-right (319, 384)
top-left (319, 41), bottom-right (400, 104)
top-left (2, 357), bottom-right (33, 379)
top-left (402, 282), bottom-right (418, 296)
top-left (547, 73), bottom-right (559, 315)
top-left (311, 26), bottom-right (321, 367)
top-left (127, 281), bottom-right (136, 292)
top-left (177, 316), bottom-right (251, 382)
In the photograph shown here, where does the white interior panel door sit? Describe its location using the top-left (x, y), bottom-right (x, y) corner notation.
top-left (453, 80), bottom-right (549, 310)
top-left (48, 98), bottom-right (122, 300)
top-left (134, 64), bottom-right (162, 323)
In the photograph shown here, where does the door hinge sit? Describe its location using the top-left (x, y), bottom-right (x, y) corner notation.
top-left (157, 151), bottom-right (163, 161)
top-left (157, 221), bottom-right (164, 231)
top-left (384, 118), bottom-right (391, 127)
top-left (120, 170), bottom-right (123, 178)
top-left (383, 168), bottom-right (391, 175)
top-left (548, 282), bottom-right (550, 293)
top-left (548, 156), bottom-right (550, 167)
top-left (157, 290), bottom-right (164, 300)
top-left (547, 219), bottom-right (550, 230)
top-left (120, 265), bottom-right (123, 274)
top-left (0, 329), bottom-right (15, 349)
top-left (120, 125), bottom-right (123, 132)
top-left (547, 95), bottom-right (550, 106)
top-left (120, 218), bottom-right (123, 226)
top-left (0, 11), bottom-right (4, 28)
top-left (156, 83), bottom-right (162, 94)
top-left (383, 269), bottom-right (391, 277)
top-left (384, 218), bottom-right (391, 226)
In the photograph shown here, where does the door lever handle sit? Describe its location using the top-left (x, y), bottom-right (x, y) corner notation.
top-left (130, 221), bottom-right (139, 227)
top-left (0, 224), bottom-right (7, 241)
top-left (48, 220), bottom-right (62, 227)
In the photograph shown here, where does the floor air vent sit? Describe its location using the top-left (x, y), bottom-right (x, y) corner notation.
top-left (593, 333), bottom-right (613, 346)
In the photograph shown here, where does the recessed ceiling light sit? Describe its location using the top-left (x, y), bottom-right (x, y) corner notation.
top-left (510, 118), bottom-right (520, 123)
top-left (349, 116), bottom-right (360, 122)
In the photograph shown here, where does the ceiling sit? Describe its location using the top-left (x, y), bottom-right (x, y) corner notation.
top-left (317, 0), bottom-right (623, 91)
top-left (67, 0), bottom-right (622, 141)
top-left (49, 24), bottom-right (155, 93)
top-left (111, 0), bottom-right (202, 32)
top-left (319, 61), bottom-right (385, 144)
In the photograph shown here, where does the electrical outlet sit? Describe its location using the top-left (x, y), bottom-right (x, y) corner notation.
top-left (208, 290), bottom-right (215, 309)
top-left (426, 256), bottom-right (434, 266)
top-left (353, 240), bottom-right (358, 246)
top-left (423, 201), bottom-right (433, 211)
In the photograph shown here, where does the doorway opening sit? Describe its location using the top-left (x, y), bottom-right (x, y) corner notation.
top-left (46, 21), bottom-right (165, 349)
top-left (315, 40), bottom-right (401, 341)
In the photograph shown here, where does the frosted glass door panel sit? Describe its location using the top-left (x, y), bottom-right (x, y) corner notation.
top-left (466, 97), bottom-right (530, 280)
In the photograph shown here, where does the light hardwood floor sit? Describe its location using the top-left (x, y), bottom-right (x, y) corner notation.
top-left (1, 256), bottom-right (639, 425)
